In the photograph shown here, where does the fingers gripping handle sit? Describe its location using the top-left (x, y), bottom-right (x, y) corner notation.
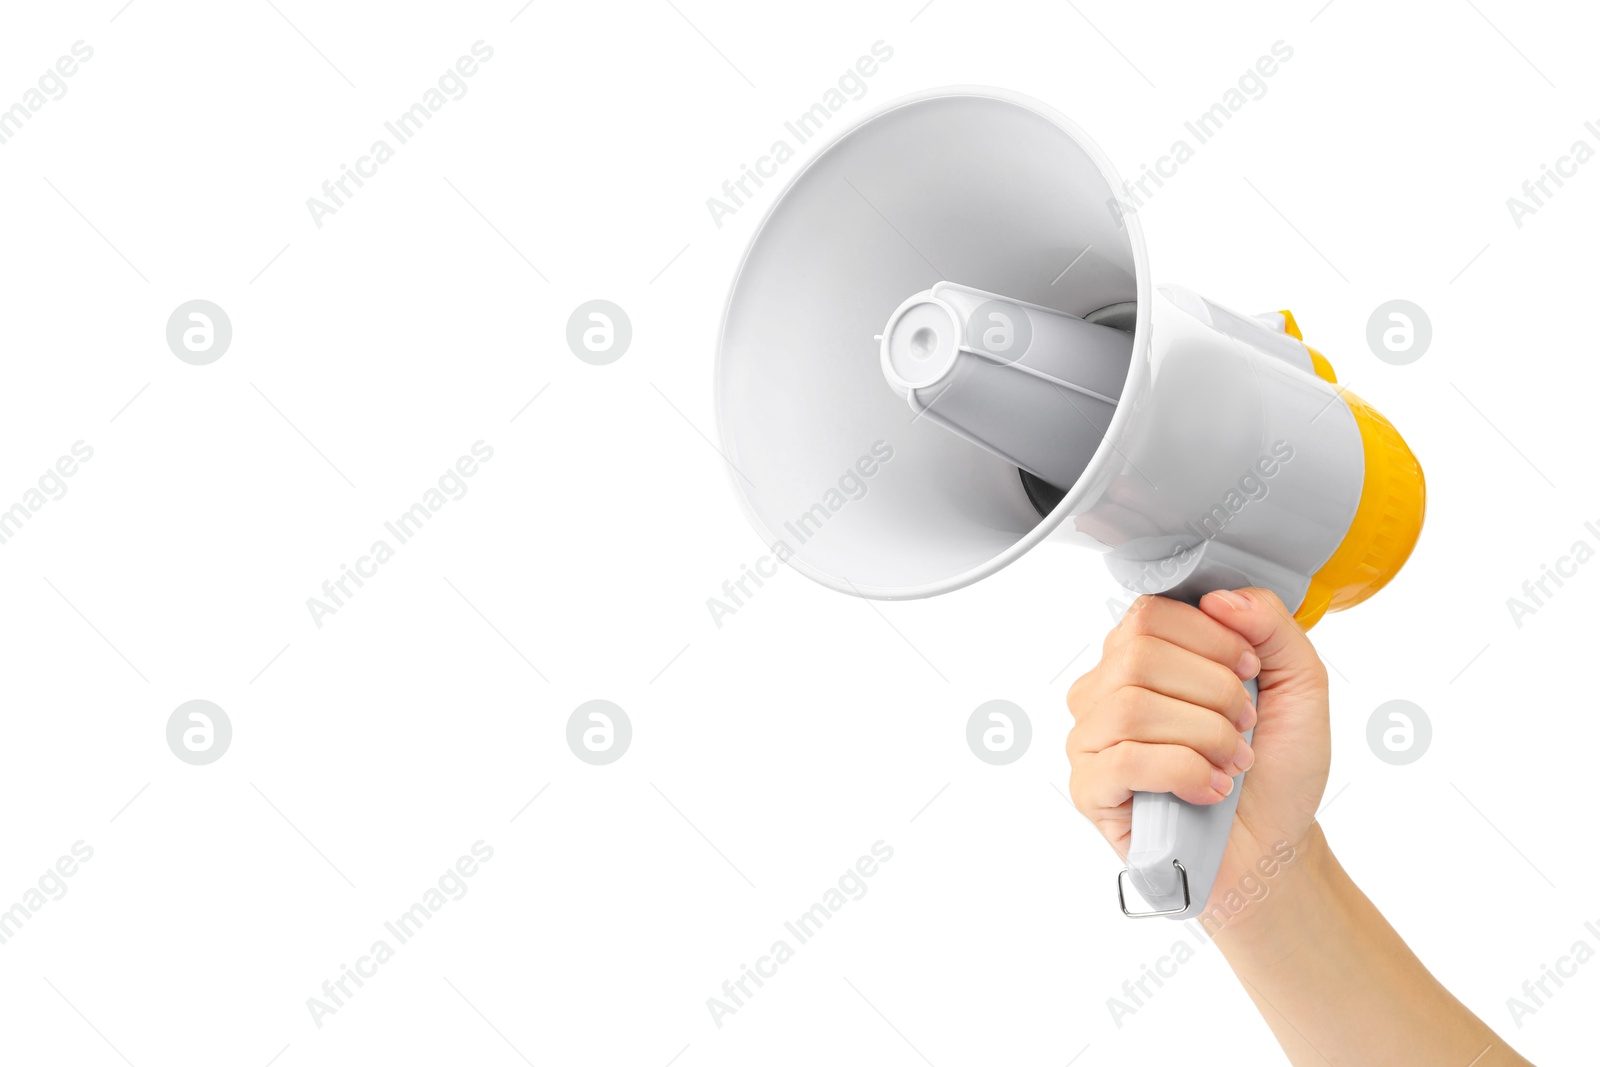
top-left (1119, 676), bottom-right (1257, 919)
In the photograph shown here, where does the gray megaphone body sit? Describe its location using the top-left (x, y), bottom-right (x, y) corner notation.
top-left (714, 88), bottom-right (1424, 919)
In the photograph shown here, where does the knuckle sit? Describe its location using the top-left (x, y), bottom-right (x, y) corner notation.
top-left (1065, 719), bottom-right (1091, 756)
top-left (1174, 746), bottom-right (1209, 785)
top-left (1120, 634), bottom-right (1159, 682)
top-left (1121, 596), bottom-right (1158, 634)
top-left (1207, 661), bottom-right (1246, 705)
top-left (1066, 668), bottom-right (1103, 718)
top-left (1209, 717), bottom-right (1240, 758)
top-left (1067, 773), bottom-right (1091, 812)
top-left (1104, 740), bottom-right (1135, 777)
top-left (1248, 586), bottom-right (1289, 614)
top-left (1108, 686), bottom-right (1148, 734)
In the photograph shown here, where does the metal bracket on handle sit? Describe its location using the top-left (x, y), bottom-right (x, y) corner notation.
top-left (1117, 859), bottom-right (1190, 918)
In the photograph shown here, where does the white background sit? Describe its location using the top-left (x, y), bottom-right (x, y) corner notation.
top-left (0, 0), bottom-right (1596, 1064)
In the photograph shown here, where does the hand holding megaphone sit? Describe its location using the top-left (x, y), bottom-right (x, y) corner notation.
top-left (711, 82), bottom-right (1538, 1066)
top-left (716, 87), bottom-right (1423, 919)
top-left (1066, 588), bottom-right (1331, 918)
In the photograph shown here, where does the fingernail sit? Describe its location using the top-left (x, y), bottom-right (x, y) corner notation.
top-left (1236, 649), bottom-right (1260, 679)
top-left (1209, 589), bottom-right (1249, 610)
top-left (1234, 738), bottom-right (1255, 773)
top-left (1210, 768), bottom-right (1234, 797)
top-left (1239, 698), bottom-right (1258, 732)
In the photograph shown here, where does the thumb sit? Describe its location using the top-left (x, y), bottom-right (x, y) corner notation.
top-left (1198, 587), bottom-right (1326, 690)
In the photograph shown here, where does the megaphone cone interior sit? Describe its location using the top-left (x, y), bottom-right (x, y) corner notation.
top-left (716, 87), bottom-right (1424, 626)
top-left (717, 89), bottom-right (1147, 599)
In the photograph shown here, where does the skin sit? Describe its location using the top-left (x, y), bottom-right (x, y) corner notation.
top-left (1067, 588), bottom-right (1533, 1066)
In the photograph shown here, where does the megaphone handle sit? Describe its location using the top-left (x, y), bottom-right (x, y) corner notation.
top-left (1118, 676), bottom-right (1257, 919)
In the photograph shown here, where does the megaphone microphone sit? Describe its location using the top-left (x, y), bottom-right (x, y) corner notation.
top-left (715, 88), bottom-right (1424, 919)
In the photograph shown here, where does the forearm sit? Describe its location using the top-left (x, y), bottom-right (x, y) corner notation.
top-left (1215, 824), bottom-right (1531, 1066)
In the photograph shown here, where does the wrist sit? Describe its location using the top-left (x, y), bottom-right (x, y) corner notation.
top-left (1212, 823), bottom-right (1345, 968)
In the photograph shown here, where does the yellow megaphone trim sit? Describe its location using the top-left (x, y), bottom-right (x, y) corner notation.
top-left (1277, 311), bottom-right (1427, 628)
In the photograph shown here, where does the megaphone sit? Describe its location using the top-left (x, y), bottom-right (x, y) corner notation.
top-left (714, 88), bottom-right (1424, 919)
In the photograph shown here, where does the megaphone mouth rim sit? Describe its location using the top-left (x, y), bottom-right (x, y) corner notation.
top-left (714, 84), bottom-right (1154, 600)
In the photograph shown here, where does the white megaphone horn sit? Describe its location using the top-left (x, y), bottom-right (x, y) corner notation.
top-left (714, 88), bottom-right (1424, 919)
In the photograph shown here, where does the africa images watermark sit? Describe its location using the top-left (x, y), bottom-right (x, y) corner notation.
top-left (1108, 40), bottom-right (1294, 223)
top-left (305, 441), bottom-right (495, 628)
top-left (706, 840), bottom-right (895, 1029)
top-left (0, 40), bottom-right (94, 148)
top-left (1106, 440), bottom-right (1295, 620)
top-left (1107, 839), bottom-right (1298, 1028)
top-left (1505, 118), bottom-right (1600, 229)
top-left (706, 440), bottom-right (895, 628)
top-left (0, 441), bottom-right (95, 548)
top-left (1504, 517), bottom-right (1600, 628)
top-left (305, 41), bottom-right (495, 228)
top-left (306, 840), bottom-right (495, 1028)
top-left (705, 40), bottom-right (895, 230)
top-left (0, 841), bottom-right (95, 949)
top-left (1505, 917), bottom-right (1600, 1030)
